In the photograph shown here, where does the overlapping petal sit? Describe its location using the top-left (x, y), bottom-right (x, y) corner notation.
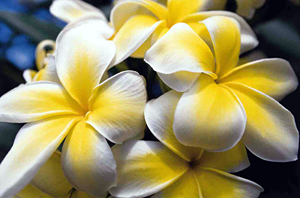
top-left (194, 167), bottom-right (263, 197)
top-left (14, 185), bottom-right (53, 198)
top-left (218, 59), bottom-right (298, 101)
top-left (0, 82), bottom-right (83, 123)
top-left (196, 141), bottom-right (250, 173)
top-left (61, 120), bottom-right (117, 197)
top-left (33, 55), bottom-right (60, 84)
top-left (151, 169), bottom-right (201, 198)
top-left (174, 74), bottom-right (246, 151)
top-left (182, 11), bottom-right (258, 54)
top-left (145, 90), bottom-right (202, 161)
top-left (226, 83), bottom-right (299, 162)
top-left (50, 0), bottom-right (106, 22)
top-left (86, 71), bottom-right (147, 143)
top-left (111, 0), bottom-right (167, 32)
top-left (109, 141), bottom-right (189, 198)
top-left (202, 16), bottom-right (241, 77)
top-left (23, 69), bottom-right (37, 83)
top-left (30, 151), bottom-right (73, 197)
top-left (56, 22), bottom-right (116, 111)
top-left (112, 14), bottom-right (165, 65)
top-left (0, 116), bottom-right (79, 198)
top-left (167, 0), bottom-right (204, 25)
top-left (145, 23), bottom-right (215, 92)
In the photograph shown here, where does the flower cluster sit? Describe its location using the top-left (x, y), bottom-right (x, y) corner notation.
top-left (0, 0), bottom-right (298, 198)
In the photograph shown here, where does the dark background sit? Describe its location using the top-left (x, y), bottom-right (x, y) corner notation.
top-left (0, 0), bottom-right (299, 197)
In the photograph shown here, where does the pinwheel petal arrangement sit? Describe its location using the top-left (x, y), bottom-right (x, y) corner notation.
top-left (0, 0), bottom-right (298, 198)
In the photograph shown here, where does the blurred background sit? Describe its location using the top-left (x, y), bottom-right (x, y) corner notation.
top-left (0, 0), bottom-right (299, 197)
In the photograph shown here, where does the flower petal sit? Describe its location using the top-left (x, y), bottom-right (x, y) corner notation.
top-left (236, 0), bottom-right (266, 19)
top-left (145, 23), bottom-right (216, 91)
top-left (33, 55), bottom-right (60, 84)
top-left (58, 16), bottom-right (114, 40)
top-left (151, 169), bottom-right (201, 198)
top-left (109, 140), bottom-right (189, 198)
top-left (71, 190), bottom-right (103, 198)
top-left (56, 22), bottom-right (116, 111)
top-left (174, 74), bottom-right (246, 151)
top-left (23, 69), bottom-right (37, 83)
top-left (182, 11), bottom-right (258, 54)
top-left (35, 40), bottom-right (56, 71)
top-left (0, 82), bottom-right (83, 123)
top-left (86, 71), bottom-right (146, 143)
top-left (112, 14), bottom-right (165, 65)
top-left (218, 58), bottom-right (298, 101)
top-left (202, 16), bottom-right (241, 77)
top-left (194, 167), bottom-right (263, 197)
top-left (61, 120), bottom-right (117, 197)
top-left (195, 141), bottom-right (250, 173)
top-left (157, 72), bottom-right (201, 92)
top-left (0, 116), bottom-right (79, 198)
top-left (50, 0), bottom-right (106, 23)
top-left (226, 83), bottom-right (299, 162)
top-left (167, 0), bottom-right (205, 24)
top-left (145, 90), bottom-right (202, 162)
top-left (29, 151), bottom-right (73, 197)
top-left (14, 185), bottom-right (53, 198)
top-left (111, 0), bottom-right (168, 32)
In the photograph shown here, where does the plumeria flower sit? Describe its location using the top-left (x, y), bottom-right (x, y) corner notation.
top-left (23, 40), bottom-right (60, 84)
top-left (13, 151), bottom-right (95, 198)
top-left (0, 19), bottom-right (147, 198)
top-left (108, 90), bottom-right (264, 198)
top-left (144, 16), bottom-right (299, 161)
top-left (50, 0), bottom-right (258, 66)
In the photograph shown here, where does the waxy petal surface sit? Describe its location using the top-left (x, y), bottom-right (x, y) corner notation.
top-left (62, 120), bottom-right (117, 197)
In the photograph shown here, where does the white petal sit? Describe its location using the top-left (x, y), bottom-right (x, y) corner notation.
top-left (62, 120), bottom-right (117, 197)
top-left (50, 0), bottom-right (106, 23)
top-left (86, 71), bottom-right (147, 143)
top-left (0, 116), bottom-right (79, 198)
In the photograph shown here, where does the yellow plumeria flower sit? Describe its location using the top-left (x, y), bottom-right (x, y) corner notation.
top-left (144, 16), bottom-right (299, 160)
top-left (50, 0), bottom-right (258, 66)
top-left (108, 91), bottom-right (264, 197)
top-left (14, 151), bottom-right (95, 198)
top-left (0, 19), bottom-right (146, 198)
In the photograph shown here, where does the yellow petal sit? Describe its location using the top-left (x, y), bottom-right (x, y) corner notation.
top-left (111, 0), bottom-right (168, 32)
top-left (181, 11), bottom-right (258, 54)
top-left (218, 58), bottom-right (298, 101)
top-left (145, 23), bottom-right (215, 91)
top-left (23, 69), bottom-right (37, 83)
top-left (195, 141), bottom-right (250, 173)
top-left (56, 22), bottom-right (116, 111)
top-left (30, 151), bottom-right (73, 197)
top-left (71, 190), bottom-right (101, 198)
top-left (112, 14), bottom-right (165, 65)
top-left (0, 82), bottom-right (83, 123)
top-left (14, 185), bottom-right (52, 198)
top-left (61, 120), bottom-right (117, 197)
top-left (109, 141), bottom-right (189, 198)
top-left (145, 90), bottom-right (202, 162)
top-left (226, 83), bottom-right (299, 162)
top-left (86, 71), bottom-right (146, 143)
top-left (50, 0), bottom-right (107, 22)
top-left (236, 0), bottom-right (255, 19)
top-left (0, 116), bottom-right (79, 198)
top-left (194, 167), bottom-right (263, 197)
top-left (151, 169), bottom-right (201, 198)
top-left (35, 40), bottom-right (55, 71)
top-left (202, 16), bottom-right (241, 77)
top-left (167, 0), bottom-right (204, 25)
top-left (173, 74), bottom-right (246, 151)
